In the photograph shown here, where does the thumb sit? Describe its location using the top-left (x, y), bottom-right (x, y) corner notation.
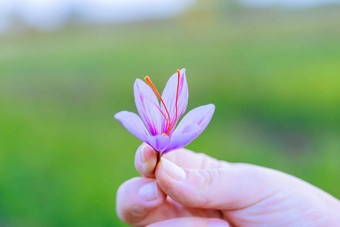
top-left (155, 157), bottom-right (279, 210)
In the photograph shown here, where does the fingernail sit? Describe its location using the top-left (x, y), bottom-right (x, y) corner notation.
top-left (138, 182), bottom-right (158, 202)
top-left (208, 220), bottom-right (229, 227)
top-left (140, 144), bottom-right (147, 163)
top-left (161, 158), bottom-right (185, 181)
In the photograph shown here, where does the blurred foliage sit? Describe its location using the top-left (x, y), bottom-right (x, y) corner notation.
top-left (0, 4), bottom-right (340, 226)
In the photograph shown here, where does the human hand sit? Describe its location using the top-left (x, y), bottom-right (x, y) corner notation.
top-left (117, 144), bottom-right (340, 226)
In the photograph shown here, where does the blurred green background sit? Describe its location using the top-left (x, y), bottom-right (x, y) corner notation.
top-left (1, 1), bottom-right (340, 226)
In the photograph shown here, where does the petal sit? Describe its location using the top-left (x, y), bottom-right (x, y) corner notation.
top-left (146, 134), bottom-right (171, 153)
top-left (134, 79), bottom-right (163, 135)
top-left (114, 111), bottom-right (149, 141)
top-left (174, 104), bottom-right (215, 134)
top-left (163, 124), bottom-right (201, 154)
top-left (164, 104), bottom-right (215, 152)
top-left (161, 68), bottom-right (188, 133)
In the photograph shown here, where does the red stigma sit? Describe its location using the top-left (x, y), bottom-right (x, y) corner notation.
top-left (144, 70), bottom-right (181, 135)
top-left (169, 70), bottom-right (180, 132)
top-left (144, 76), bottom-right (171, 133)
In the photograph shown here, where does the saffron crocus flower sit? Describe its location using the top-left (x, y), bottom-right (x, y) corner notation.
top-left (114, 69), bottom-right (215, 155)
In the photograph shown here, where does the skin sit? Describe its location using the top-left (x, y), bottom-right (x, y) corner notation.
top-left (116, 144), bottom-right (340, 227)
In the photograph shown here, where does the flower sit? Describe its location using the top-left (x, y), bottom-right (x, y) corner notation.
top-left (114, 69), bottom-right (215, 155)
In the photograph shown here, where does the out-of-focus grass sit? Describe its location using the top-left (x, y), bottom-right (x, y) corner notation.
top-left (0, 6), bottom-right (340, 226)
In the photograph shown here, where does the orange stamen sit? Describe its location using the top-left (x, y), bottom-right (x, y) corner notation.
top-left (144, 76), bottom-right (172, 131)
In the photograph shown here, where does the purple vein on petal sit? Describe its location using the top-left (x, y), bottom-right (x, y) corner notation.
top-left (146, 134), bottom-right (171, 152)
top-left (134, 79), bottom-right (163, 136)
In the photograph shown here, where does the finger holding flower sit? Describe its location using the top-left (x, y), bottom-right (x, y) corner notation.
top-left (114, 69), bottom-right (340, 227)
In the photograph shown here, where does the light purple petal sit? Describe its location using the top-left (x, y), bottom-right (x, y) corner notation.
top-left (134, 79), bottom-right (163, 135)
top-left (161, 68), bottom-right (188, 133)
top-left (174, 104), bottom-right (215, 134)
top-left (114, 111), bottom-right (149, 141)
top-left (146, 134), bottom-right (171, 152)
top-left (163, 125), bottom-right (201, 154)
top-left (164, 104), bottom-right (215, 152)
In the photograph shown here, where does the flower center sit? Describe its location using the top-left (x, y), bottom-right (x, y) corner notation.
top-left (144, 70), bottom-right (181, 135)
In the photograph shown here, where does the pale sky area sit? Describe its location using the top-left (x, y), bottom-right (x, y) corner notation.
top-left (0, 0), bottom-right (195, 33)
top-left (0, 0), bottom-right (339, 34)
top-left (240, 0), bottom-right (340, 8)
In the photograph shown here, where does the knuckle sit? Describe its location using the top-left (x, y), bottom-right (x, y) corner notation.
top-left (201, 169), bottom-right (223, 207)
top-left (198, 169), bottom-right (215, 189)
top-left (189, 169), bottom-right (222, 207)
top-left (120, 203), bottom-right (146, 225)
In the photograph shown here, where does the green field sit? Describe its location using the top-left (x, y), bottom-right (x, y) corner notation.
top-left (0, 5), bottom-right (340, 226)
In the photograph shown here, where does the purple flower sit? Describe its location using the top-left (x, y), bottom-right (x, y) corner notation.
top-left (114, 69), bottom-right (215, 155)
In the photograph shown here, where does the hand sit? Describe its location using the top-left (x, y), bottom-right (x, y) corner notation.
top-left (116, 144), bottom-right (340, 226)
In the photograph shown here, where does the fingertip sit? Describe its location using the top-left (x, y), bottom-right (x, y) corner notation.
top-left (135, 143), bottom-right (158, 177)
top-left (143, 144), bottom-right (157, 164)
top-left (116, 177), bottom-right (166, 225)
top-left (159, 157), bottom-right (186, 181)
top-left (140, 143), bottom-right (155, 162)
